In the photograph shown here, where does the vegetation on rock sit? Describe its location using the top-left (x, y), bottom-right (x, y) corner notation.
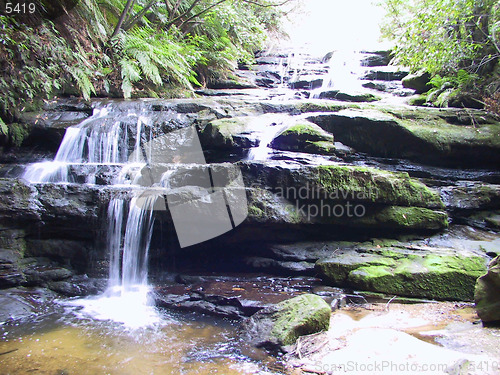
top-left (242, 293), bottom-right (331, 351)
top-left (317, 248), bottom-right (487, 300)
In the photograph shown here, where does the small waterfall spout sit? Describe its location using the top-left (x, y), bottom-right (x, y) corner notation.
top-left (72, 194), bottom-right (160, 328)
top-left (246, 116), bottom-right (290, 161)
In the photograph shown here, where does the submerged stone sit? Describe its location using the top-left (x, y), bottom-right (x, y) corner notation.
top-left (316, 248), bottom-right (487, 301)
top-left (475, 255), bottom-right (500, 324)
top-left (241, 293), bottom-right (331, 352)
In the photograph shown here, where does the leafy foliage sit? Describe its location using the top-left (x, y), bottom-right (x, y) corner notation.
top-left (381, 0), bottom-right (499, 104)
top-left (382, 0), bottom-right (499, 74)
top-left (0, 0), bottom-right (292, 120)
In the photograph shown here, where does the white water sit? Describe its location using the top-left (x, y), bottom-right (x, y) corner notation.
top-left (72, 194), bottom-right (160, 329)
top-left (22, 106), bottom-right (150, 184)
top-left (312, 50), bottom-right (366, 97)
top-left (246, 116), bottom-right (291, 161)
top-left (25, 103), bottom-right (163, 328)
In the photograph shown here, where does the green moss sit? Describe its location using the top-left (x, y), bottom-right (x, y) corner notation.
top-left (369, 206), bottom-right (449, 230)
top-left (271, 121), bottom-right (334, 155)
top-left (280, 123), bottom-right (333, 141)
top-left (296, 101), bottom-right (352, 113)
top-left (317, 249), bottom-right (487, 300)
top-left (270, 294), bottom-right (331, 346)
top-left (304, 141), bottom-right (336, 155)
top-left (248, 205), bottom-right (265, 219)
top-left (201, 118), bottom-right (252, 148)
top-left (315, 165), bottom-right (444, 209)
top-left (397, 114), bottom-right (500, 152)
top-left (408, 95), bottom-right (428, 106)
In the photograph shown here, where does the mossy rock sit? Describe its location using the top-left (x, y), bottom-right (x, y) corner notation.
top-left (241, 162), bottom-right (447, 231)
top-left (317, 249), bottom-right (487, 300)
top-left (318, 90), bottom-right (381, 102)
top-left (475, 256), bottom-right (500, 323)
top-left (308, 108), bottom-right (500, 168)
top-left (296, 101), bottom-right (350, 113)
top-left (199, 117), bottom-right (257, 151)
top-left (242, 293), bottom-right (331, 351)
top-left (270, 121), bottom-right (335, 155)
top-left (402, 71), bottom-right (431, 94)
top-left (315, 165), bottom-right (444, 209)
top-left (350, 206), bottom-right (449, 231)
top-left (408, 94), bottom-right (428, 106)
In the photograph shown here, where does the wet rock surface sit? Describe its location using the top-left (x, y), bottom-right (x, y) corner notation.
top-left (475, 256), bottom-right (500, 324)
top-left (153, 275), bottom-right (322, 319)
top-left (0, 287), bottom-right (59, 323)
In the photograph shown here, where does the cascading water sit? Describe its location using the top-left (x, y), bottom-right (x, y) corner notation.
top-left (312, 50), bottom-right (365, 98)
top-left (22, 105), bottom-right (151, 184)
top-left (24, 102), bottom-right (165, 327)
top-left (246, 115), bottom-right (290, 161)
top-left (72, 194), bottom-right (161, 329)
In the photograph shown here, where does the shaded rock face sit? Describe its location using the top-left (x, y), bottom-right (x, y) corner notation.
top-left (360, 52), bottom-right (392, 67)
top-left (475, 256), bottom-right (500, 324)
top-left (241, 293), bottom-right (331, 352)
top-left (0, 178), bottom-right (104, 294)
top-left (316, 248), bottom-right (487, 301)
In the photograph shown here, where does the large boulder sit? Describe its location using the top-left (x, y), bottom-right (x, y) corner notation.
top-left (241, 293), bottom-right (331, 352)
top-left (242, 162), bottom-right (448, 232)
top-left (316, 248), bottom-right (487, 301)
top-left (199, 116), bottom-right (281, 154)
top-left (475, 255), bottom-right (500, 324)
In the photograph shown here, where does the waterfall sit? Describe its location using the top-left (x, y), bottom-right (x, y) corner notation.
top-left (22, 106), bottom-right (150, 184)
top-left (70, 194), bottom-right (160, 328)
top-left (107, 198), bottom-right (125, 287)
top-left (312, 50), bottom-right (365, 98)
top-left (29, 102), bottom-right (162, 327)
top-left (118, 195), bottom-right (156, 289)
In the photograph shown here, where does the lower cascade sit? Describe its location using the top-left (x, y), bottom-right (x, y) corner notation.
top-left (70, 194), bottom-right (161, 328)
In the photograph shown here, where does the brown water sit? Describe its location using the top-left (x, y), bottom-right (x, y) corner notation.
top-left (0, 307), bottom-right (278, 375)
